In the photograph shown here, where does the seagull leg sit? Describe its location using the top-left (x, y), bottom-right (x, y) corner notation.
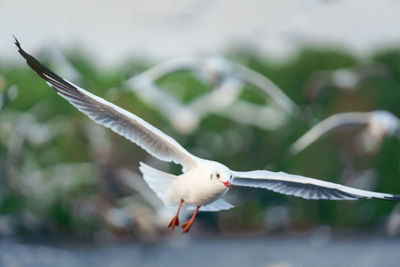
top-left (168, 199), bottom-right (184, 230)
top-left (181, 205), bottom-right (200, 234)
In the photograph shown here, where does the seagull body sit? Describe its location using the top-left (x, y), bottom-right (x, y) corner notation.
top-left (16, 39), bottom-right (400, 233)
top-left (289, 111), bottom-right (400, 155)
top-left (162, 160), bottom-right (231, 206)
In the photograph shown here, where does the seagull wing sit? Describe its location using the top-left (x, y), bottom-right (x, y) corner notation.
top-left (232, 170), bottom-right (400, 201)
top-left (289, 112), bottom-right (371, 155)
top-left (126, 57), bottom-right (201, 86)
top-left (232, 62), bottom-right (298, 114)
top-left (15, 39), bottom-right (198, 170)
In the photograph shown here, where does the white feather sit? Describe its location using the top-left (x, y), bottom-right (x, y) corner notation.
top-left (232, 169), bottom-right (399, 200)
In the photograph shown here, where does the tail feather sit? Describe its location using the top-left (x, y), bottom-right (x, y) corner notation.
top-left (185, 199), bottom-right (235, 212)
top-left (139, 162), bottom-right (175, 205)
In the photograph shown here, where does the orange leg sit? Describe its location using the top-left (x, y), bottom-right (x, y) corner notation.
top-left (181, 205), bottom-right (200, 234)
top-left (168, 199), bottom-right (184, 230)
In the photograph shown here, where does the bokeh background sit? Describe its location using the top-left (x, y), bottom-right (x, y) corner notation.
top-left (1, 1), bottom-right (400, 266)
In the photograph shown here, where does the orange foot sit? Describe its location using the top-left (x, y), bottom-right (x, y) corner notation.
top-left (181, 205), bottom-right (200, 234)
top-left (168, 199), bottom-right (184, 231)
top-left (181, 220), bottom-right (194, 233)
top-left (168, 215), bottom-right (179, 230)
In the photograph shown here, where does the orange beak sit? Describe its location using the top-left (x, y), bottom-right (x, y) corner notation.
top-left (222, 181), bottom-right (231, 188)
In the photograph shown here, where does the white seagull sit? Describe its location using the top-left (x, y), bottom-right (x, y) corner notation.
top-left (289, 111), bottom-right (400, 155)
top-left (16, 39), bottom-right (400, 234)
top-left (130, 72), bottom-right (285, 134)
top-left (127, 56), bottom-right (299, 115)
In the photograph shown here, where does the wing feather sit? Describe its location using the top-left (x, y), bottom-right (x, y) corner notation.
top-left (232, 170), bottom-right (400, 201)
top-left (15, 38), bottom-right (197, 170)
top-left (289, 112), bottom-right (371, 155)
top-left (232, 62), bottom-right (298, 114)
top-left (185, 199), bottom-right (234, 212)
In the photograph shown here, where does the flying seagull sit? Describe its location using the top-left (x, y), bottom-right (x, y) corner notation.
top-left (289, 111), bottom-right (400, 155)
top-left (127, 56), bottom-right (299, 115)
top-left (15, 39), bottom-right (400, 234)
top-left (305, 63), bottom-right (389, 102)
top-left (130, 70), bottom-right (285, 134)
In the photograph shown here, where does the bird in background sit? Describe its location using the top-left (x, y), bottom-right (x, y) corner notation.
top-left (129, 56), bottom-right (298, 114)
top-left (289, 111), bottom-right (400, 155)
top-left (304, 63), bottom-right (389, 101)
top-left (16, 39), bottom-right (400, 234)
top-left (122, 56), bottom-right (296, 133)
top-left (124, 69), bottom-right (247, 134)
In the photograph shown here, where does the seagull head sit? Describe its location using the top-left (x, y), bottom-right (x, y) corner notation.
top-left (211, 170), bottom-right (231, 189)
top-left (207, 162), bottom-right (232, 189)
top-left (369, 111), bottom-right (399, 137)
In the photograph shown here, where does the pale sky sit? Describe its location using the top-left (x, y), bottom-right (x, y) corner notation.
top-left (2, 0), bottom-right (400, 66)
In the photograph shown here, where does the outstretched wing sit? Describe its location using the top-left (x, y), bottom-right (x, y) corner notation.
top-left (232, 170), bottom-right (400, 201)
top-left (126, 57), bottom-right (201, 86)
top-left (232, 62), bottom-right (299, 115)
top-left (289, 112), bottom-right (371, 155)
top-left (15, 38), bottom-right (198, 170)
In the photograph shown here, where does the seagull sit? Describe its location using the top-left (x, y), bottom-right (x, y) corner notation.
top-left (305, 63), bottom-right (389, 101)
top-left (289, 111), bottom-right (400, 155)
top-left (131, 73), bottom-right (285, 134)
top-left (125, 57), bottom-right (291, 134)
top-left (127, 56), bottom-right (299, 115)
top-left (16, 39), bottom-right (400, 234)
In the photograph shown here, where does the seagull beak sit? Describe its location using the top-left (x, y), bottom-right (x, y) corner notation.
top-left (222, 181), bottom-right (231, 188)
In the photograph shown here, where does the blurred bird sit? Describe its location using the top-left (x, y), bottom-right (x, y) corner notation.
top-left (133, 77), bottom-right (285, 134)
top-left (289, 111), bottom-right (400, 155)
top-left (305, 63), bottom-right (389, 100)
top-left (127, 57), bottom-right (294, 133)
top-left (124, 57), bottom-right (289, 133)
top-left (16, 39), bottom-right (400, 234)
top-left (129, 56), bottom-right (298, 114)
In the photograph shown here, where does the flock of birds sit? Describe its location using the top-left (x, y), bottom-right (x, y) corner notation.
top-left (14, 38), bottom-right (400, 234)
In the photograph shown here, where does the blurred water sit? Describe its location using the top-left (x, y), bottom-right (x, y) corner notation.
top-left (0, 235), bottom-right (399, 267)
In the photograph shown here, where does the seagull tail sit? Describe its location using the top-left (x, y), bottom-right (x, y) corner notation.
top-left (139, 162), bottom-right (175, 205)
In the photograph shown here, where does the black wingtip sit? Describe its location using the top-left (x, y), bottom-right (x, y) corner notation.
top-left (13, 35), bottom-right (25, 56)
top-left (13, 35), bottom-right (20, 48)
top-left (13, 37), bottom-right (58, 81)
top-left (384, 194), bottom-right (400, 201)
top-left (13, 36), bottom-right (32, 62)
top-left (13, 38), bottom-right (81, 98)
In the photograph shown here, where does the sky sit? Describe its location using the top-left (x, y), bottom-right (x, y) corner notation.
top-left (2, 0), bottom-right (400, 66)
